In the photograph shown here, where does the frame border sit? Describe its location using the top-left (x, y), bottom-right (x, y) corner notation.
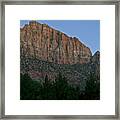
top-left (0, 0), bottom-right (119, 119)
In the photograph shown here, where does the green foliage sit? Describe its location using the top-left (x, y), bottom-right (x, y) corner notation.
top-left (20, 73), bottom-right (100, 100)
top-left (85, 74), bottom-right (100, 100)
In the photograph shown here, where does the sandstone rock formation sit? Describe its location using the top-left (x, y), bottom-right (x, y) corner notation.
top-left (20, 21), bottom-right (92, 64)
top-left (20, 21), bottom-right (100, 89)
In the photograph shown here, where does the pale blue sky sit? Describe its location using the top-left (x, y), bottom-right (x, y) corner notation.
top-left (20, 20), bottom-right (100, 54)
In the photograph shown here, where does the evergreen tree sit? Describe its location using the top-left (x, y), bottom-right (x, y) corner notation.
top-left (20, 72), bottom-right (100, 100)
top-left (85, 73), bottom-right (100, 100)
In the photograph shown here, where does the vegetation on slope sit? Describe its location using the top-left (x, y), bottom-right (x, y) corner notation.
top-left (20, 73), bottom-right (100, 100)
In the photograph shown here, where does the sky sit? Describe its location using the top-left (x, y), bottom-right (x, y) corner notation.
top-left (20, 20), bottom-right (100, 54)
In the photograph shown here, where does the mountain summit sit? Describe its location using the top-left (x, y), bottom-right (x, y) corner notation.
top-left (20, 21), bottom-right (92, 64)
top-left (20, 21), bottom-right (100, 91)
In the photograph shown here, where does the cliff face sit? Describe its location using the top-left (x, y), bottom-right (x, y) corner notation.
top-left (20, 21), bottom-right (92, 64)
top-left (20, 21), bottom-right (100, 90)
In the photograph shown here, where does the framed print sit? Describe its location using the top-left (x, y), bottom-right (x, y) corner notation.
top-left (0, 0), bottom-right (119, 119)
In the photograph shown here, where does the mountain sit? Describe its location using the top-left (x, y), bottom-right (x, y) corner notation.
top-left (20, 21), bottom-right (92, 64)
top-left (20, 21), bottom-right (100, 91)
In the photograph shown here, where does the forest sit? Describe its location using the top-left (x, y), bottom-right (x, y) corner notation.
top-left (20, 73), bottom-right (100, 100)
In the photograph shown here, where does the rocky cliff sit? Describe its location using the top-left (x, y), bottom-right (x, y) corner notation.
top-left (20, 21), bottom-right (100, 89)
top-left (20, 21), bottom-right (92, 64)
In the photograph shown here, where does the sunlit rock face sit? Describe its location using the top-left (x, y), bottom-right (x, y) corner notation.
top-left (20, 21), bottom-right (92, 64)
top-left (20, 21), bottom-right (100, 88)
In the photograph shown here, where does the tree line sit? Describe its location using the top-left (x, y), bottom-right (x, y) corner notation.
top-left (20, 73), bottom-right (100, 100)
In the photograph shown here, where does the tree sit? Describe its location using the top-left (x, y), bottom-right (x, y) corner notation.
top-left (85, 73), bottom-right (100, 100)
top-left (20, 72), bottom-right (100, 100)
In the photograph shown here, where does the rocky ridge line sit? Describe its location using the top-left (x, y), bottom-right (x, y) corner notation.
top-left (20, 21), bottom-right (92, 64)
